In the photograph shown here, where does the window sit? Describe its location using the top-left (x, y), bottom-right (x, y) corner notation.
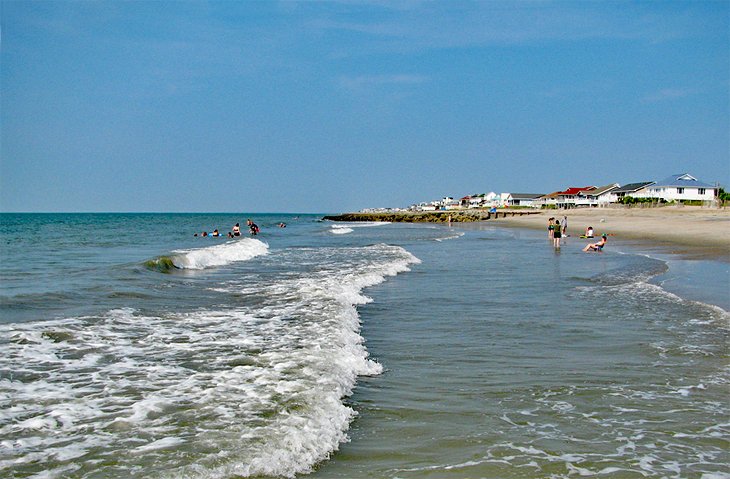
top-left (677, 188), bottom-right (684, 194)
top-left (698, 188), bottom-right (706, 195)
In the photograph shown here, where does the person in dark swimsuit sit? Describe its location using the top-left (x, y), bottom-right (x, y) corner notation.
top-left (247, 219), bottom-right (259, 235)
top-left (553, 220), bottom-right (562, 248)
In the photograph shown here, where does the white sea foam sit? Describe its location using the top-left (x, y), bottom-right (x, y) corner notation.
top-left (331, 221), bottom-right (391, 228)
top-left (170, 237), bottom-right (268, 269)
top-left (330, 226), bottom-right (353, 235)
top-left (0, 243), bottom-right (420, 478)
top-left (133, 437), bottom-right (185, 453)
top-left (435, 231), bottom-right (465, 242)
top-left (329, 222), bottom-right (390, 235)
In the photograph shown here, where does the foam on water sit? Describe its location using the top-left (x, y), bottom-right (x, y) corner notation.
top-left (435, 231), bottom-right (465, 242)
top-left (333, 222), bottom-right (391, 228)
top-left (169, 237), bottom-right (269, 269)
top-left (329, 222), bottom-right (390, 235)
top-left (0, 243), bottom-right (420, 478)
top-left (374, 244), bottom-right (729, 479)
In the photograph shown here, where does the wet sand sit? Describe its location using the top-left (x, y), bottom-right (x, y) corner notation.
top-left (490, 206), bottom-right (730, 261)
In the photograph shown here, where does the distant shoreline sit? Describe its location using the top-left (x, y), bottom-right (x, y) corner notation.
top-left (325, 206), bottom-right (730, 261)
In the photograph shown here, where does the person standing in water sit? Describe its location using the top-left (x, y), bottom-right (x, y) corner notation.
top-left (247, 219), bottom-right (260, 236)
top-left (553, 220), bottom-right (562, 248)
top-left (232, 223), bottom-right (241, 236)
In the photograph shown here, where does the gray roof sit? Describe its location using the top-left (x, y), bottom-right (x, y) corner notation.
top-left (509, 193), bottom-right (545, 199)
top-left (579, 183), bottom-right (620, 197)
top-left (613, 181), bottom-right (655, 194)
top-left (653, 173), bottom-right (715, 189)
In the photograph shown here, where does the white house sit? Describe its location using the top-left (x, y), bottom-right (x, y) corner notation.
top-left (609, 182), bottom-right (655, 203)
top-left (536, 186), bottom-right (596, 209)
top-left (635, 173), bottom-right (717, 202)
top-left (575, 183), bottom-right (620, 207)
top-left (459, 195), bottom-right (486, 209)
top-left (440, 197), bottom-right (460, 210)
top-left (503, 193), bottom-right (543, 208)
top-left (499, 193), bottom-right (512, 207)
top-left (411, 202), bottom-right (437, 211)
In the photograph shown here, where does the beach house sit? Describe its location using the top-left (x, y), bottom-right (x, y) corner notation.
top-left (575, 184), bottom-right (620, 207)
top-left (459, 195), bottom-right (486, 209)
top-left (633, 174), bottom-right (718, 203)
top-left (440, 197), bottom-right (459, 210)
top-left (610, 181), bottom-right (655, 203)
top-left (537, 186), bottom-right (596, 209)
top-left (502, 193), bottom-right (544, 208)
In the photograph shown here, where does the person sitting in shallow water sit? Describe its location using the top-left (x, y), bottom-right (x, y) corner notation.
top-left (585, 226), bottom-right (594, 238)
top-left (583, 234), bottom-right (607, 252)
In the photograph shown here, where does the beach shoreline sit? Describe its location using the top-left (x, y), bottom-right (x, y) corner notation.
top-left (488, 206), bottom-right (730, 262)
top-left (326, 206), bottom-right (730, 262)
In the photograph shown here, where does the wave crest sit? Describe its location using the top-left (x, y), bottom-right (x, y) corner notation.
top-left (167, 238), bottom-right (269, 270)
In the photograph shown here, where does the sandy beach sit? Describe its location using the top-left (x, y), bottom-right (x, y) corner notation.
top-left (490, 206), bottom-right (730, 260)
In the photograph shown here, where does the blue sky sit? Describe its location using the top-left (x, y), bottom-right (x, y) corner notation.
top-left (1, 1), bottom-right (728, 213)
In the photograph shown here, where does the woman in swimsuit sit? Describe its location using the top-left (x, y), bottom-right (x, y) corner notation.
top-left (583, 234), bottom-right (607, 252)
top-left (553, 220), bottom-right (562, 248)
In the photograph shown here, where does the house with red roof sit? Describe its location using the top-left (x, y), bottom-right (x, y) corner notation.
top-left (536, 186), bottom-right (596, 209)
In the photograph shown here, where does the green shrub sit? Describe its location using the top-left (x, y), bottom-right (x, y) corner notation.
top-left (621, 196), bottom-right (663, 205)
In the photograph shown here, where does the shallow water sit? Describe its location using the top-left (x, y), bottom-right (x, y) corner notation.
top-left (1, 214), bottom-right (728, 478)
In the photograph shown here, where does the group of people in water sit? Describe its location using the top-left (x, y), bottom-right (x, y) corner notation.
top-left (548, 216), bottom-right (608, 252)
top-left (194, 219), bottom-right (272, 238)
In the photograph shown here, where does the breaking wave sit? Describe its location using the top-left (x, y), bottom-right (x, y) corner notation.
top-left (0, 243), bottom-right (421, 478)
top-left (146, 238), bottom-right (269, 271)
top-left (330, 226), bottom-right (354, 235)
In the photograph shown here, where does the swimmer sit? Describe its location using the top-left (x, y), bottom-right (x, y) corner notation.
top-left (247, 219), bottom-right (260, 235)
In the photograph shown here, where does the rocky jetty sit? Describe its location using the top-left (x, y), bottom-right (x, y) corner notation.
top-left (323, 210), bottom-right (541, 223)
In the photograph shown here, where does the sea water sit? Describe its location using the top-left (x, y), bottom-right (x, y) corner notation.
top-left (0, 214), bottom-right (727, 478)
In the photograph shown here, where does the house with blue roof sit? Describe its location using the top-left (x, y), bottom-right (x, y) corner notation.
top-left (634, 173), bottom-right (718, 203)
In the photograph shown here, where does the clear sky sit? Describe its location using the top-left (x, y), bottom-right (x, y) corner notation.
top-left (1, 1), bottom-right (728, 213)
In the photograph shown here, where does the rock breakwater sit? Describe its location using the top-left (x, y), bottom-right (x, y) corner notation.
top-left (323, 210), bottom-right (541, 223)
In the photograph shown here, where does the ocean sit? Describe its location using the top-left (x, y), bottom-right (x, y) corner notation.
top-left (1, 213), bottom-right (728, 479)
